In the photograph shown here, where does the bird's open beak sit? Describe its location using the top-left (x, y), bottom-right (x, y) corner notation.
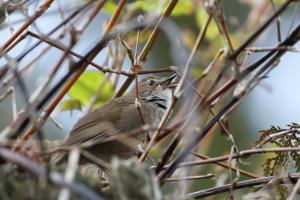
top-left (159, 73), bottom-right (179, 89)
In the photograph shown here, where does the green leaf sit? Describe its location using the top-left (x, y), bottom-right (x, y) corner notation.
top-left (60, 99), bottom-right (82, 112)
top-left (68, 71), bottom-right (114, 108)
top-left (171, 0), bottom-right (194, 16)
top-left (193, 67), bottom-right (203, 78)
top-left (128, 0), bottom-right (193, 16)
top-left (102, 0), bottom-right (117, 14)
top-left (195, 9), bottom-right (219, 41)
top-left (127, 0), bottom-right (157, 12)
top-left (272, 0), bottom-right (285, 4)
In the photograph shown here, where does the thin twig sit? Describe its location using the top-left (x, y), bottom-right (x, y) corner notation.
top-left (229, 0), bottom-right (294, 59)
top-left (0, 0), bottom-right (55, 52)
top-left (165, 174), bottom-right (214, 182)
top-left (138, 13), bottom-right (212, 163)
top-left (114, 0), bottom-right (179, 98)
top-left (190, 152), bottom-right (260, 179)
top-left (159, 147), bottom-right (300, 170)
top-left (270, 0), bottom-right (282, 42)
top-left (11, 0), bottom-right (114, 150)
top-left (184, 173), bottom-right (300, 199)
top-left (245, 46), bottom-right (298, 52)
top-left (26, 30), bottom-right (132, 75)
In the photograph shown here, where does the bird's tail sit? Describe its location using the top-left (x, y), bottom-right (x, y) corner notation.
top-left (44, 140), bottom-right (66, 165)
top-left (49, 152), bottom-right (66, 165)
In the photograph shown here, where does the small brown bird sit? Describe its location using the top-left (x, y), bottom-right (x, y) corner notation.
top-left (51, 74), bottom-right (178, 164)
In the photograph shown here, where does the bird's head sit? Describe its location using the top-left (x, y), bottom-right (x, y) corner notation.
top-left (129, 74), bottom-right (178, 109)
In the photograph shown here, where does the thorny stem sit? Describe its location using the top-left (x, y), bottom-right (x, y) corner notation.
top-left (158, 22), bottom-right (300, 180)
top-left (12, 0), bottom-right (111, 150)
top-left (138, 13), bottom-right (212, 163)
top-left (0, 0), bottom-right (55, 52)
top-left (154, 48), bottom-right (225, 174)
top-left (26, 31), bottom-right (134, 76)
top-left (158, 97), bottom-right (240, 182)
top-left (229, 0), bottom-right (294, 59)
top-left (114, 0), bottom-right (179, 98)
top-left (0, 1), bottom-right (299, 198)
top-left (0, 0), bottom-right (94, 79)
top-left (206, 22), bottom-right (300, 108)
top-left (5, 10), bottom-right (151, 145)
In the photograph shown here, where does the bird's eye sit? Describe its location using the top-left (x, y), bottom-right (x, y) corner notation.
top-left (148, 80), bottom-right (155, 85)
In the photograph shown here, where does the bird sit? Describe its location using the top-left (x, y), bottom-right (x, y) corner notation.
top-left (50, 74), bottom-right (178, 165)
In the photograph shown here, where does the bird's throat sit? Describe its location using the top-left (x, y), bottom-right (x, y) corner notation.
top-left (143, 89), bottom-right (172, 111)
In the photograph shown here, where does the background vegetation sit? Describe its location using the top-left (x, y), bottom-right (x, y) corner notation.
top-left (0, 0), bottom-right (300, 199)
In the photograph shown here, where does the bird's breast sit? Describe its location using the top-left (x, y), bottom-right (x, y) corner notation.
top-left (142, 103), bottom-right (166, 127)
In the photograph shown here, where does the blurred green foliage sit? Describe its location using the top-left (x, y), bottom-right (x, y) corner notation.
top-left (195, 8), bottom-right (219, 41)
top-left (60, 99), bottom-right (82, 112)
top-left (102, 0), bottom-right (116, 14)
top-left (60, 71), bottom-right (114, 112)
top-left (127, 0), bottom-right (194, 16)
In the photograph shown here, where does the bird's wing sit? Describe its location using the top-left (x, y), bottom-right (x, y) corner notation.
top-left (62, 96), bottom-right (135, 146)
top-left (63, 121), bottom-right (119, 146)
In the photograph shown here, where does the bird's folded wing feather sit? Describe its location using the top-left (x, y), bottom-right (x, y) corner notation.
top-left (62, 96), bottom-right (135, 147)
